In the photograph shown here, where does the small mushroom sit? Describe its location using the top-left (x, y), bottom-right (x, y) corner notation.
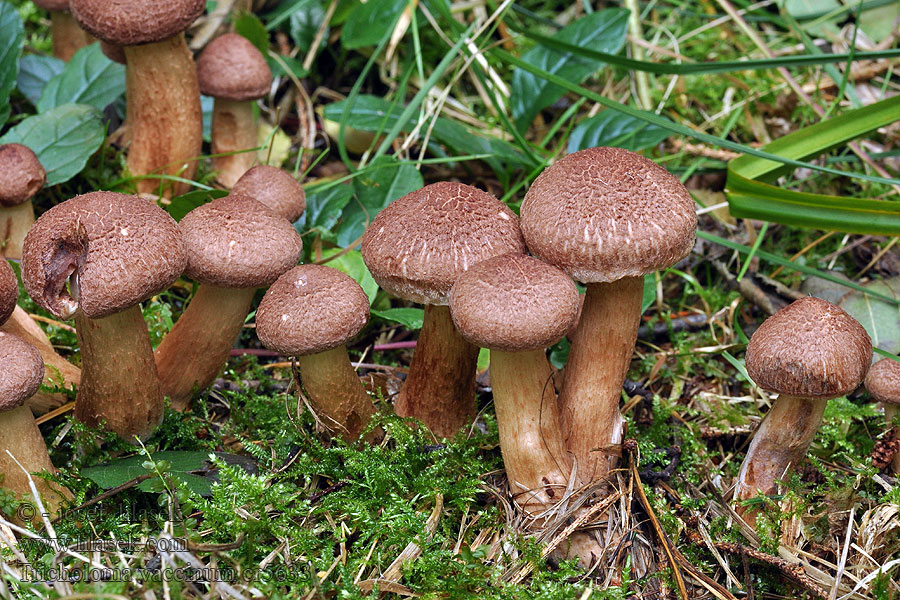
top-left (154, 194), bottom-right (302, 409)
top-left (737, 297), bottom-right (871, 521)
top-left (520, 147), bottom-right (697, 487)
top-left (361, 182), bottom-right (527, 438)
top-left (0, 144), bottom-right (46, 259)
top-left (231, 165), bottom-right (306, 222)
top-left (197, 33), bottom-right (273, 188)
top-left (864, 358), bottom-right (900, 474)
top-left (256, 265), bottom-right (376, 441)
top-left (22, 192), bottom-right (187, 440)
top-left (70, 0), bottom-right (205, 197)
top-left (32, 0), bottom-right (93, 61)
top-left (0, 258), bottom-right (15, 324)
top-left (0, 331), bottom-right (70, 520)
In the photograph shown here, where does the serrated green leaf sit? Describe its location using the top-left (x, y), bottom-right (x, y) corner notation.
top-left (371, 307), bottom-right (424, 329)
top-left (335, 156), bottom-right (423, 248)
top-left (36, 43), bottom-right (125, 113)
top-left (568, 109), bottom-right (672, 153)
top-left (82, 451), bottom-right (213, 497)
top-left (320, 248), bottom-right (378, 304)
top-left (341, 0), bottom-right (408, 49)
top-left (0, 1), bottom-right (25, 127)
top-left (166, 189), bottom-right (228, 222)
top-left (510, 8), bottom-right (628, 132)
top-left (16, 54), bottom-right (64, 106)
top-left (0, 104), bottom-right (105, 186)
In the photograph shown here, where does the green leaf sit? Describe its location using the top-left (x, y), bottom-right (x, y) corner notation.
top-left (36, 43), bottom-right (125, 113)
top-left (371, 307), bottom-right (424, 329)
top-left (430, 118), bottom-right (533, 176)
top-left (335, 156), bottom-right (423, 248)
top-left (16, 54), bottom-right (64, 106)
top-left (166, 189), bottom-right (228, 222)
top-left (0, 104), bottom-right (105, 186)
top-left (641, 274), bottom-right (655, 314)
top-left (835, 278), bottom-right (900, 356)
top-left (323, 94), bottom-right (414, 133)
top-left (726, 94), bottom-right (900, 234)
top-left (0, 1), bottom-right (25, 127)
top-left (341, 0), bottom-right (408, 49)
top-left (510, 8), bottom-right (628, 132)
top-left (297, 183), bottom-right (354, 237)
top-left (568, 109), bottom-right (672, 153)
top-left (233, 13), bottom-right (270, 54)
top-left (320, 248), bottom-right (379, 304)
top-left (289, 0), bottom-right (328, 50)
top-left (82, 451), bottom-right (213, 496)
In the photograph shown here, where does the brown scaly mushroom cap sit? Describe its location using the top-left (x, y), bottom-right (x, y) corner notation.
top-left (0, 144), bottom-right (46, 208)
top-left (450, 254), bottom-right (579, 352)
top-left (70, 0), bottom-right (205, 46)
top-left (197, 33), bottom-right (272, 101)
top-left (180, 194), bottom-right (303, 288)
top-left (0, 332), bottom-right (45, 411)
top-left (520, 146), bottom-right (697, 283)
top-left (0, 259), bottom-right (16, 326)
top-left (866, 358), bottom-right (900, 405)
top-left (361, 182), bottom-right (527, 305)
top-left (21, 191), bottom-right (187, 320)
top-left (256, 265), bottom-right (369, 356)
top-left (232, 166), bottom-right (306, 222)
top-left (32, 0), bottom-right (70, 11)
top-left (745, 297), bottom-right (872, 399)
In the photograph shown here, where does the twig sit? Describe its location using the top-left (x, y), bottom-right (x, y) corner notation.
top-left (714, 542), bottom-right (829, 598)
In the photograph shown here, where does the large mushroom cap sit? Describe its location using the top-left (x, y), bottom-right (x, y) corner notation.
top-left (231, 166), bottom-right (305, 222)
top-left (0, 144), bottom-right (46, 208)
top-left (866, 358), bottom-right (900, 405)
top-left (180, 194), bottom-right (302, 288)
top-left (0, 260), bottom-right (16, 326)
top-left (197, 33), bottom-right (272, 101)
top-left (70, 0), bottom-right (205, 46)
top-left (0, 333), bottom-right (45, 411)
top-left (256, 265), bottom-right (370, 356)
top-left (450, 254), bottom-right (579, 353)
top-left (361, 182), bottom-right (527, 305)
top-left (21, 191), bottom-right (188, 320)
top-left (520, 146), bottom-right (697, 283)
top-left (745, 297), bottom-right (872, 399)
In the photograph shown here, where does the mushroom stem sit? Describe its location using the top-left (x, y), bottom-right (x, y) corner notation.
top-left (0, 306), bottom-right (80, 414)
top-left (883, 403), bottom-right (900, 474)
top-left (0, 203), bottom-right (35, 259)
top-left (296, 345), bottom-right (377, 442)
top-left (558, 276), bottom-right (643, 485)
top-left (211, 99), bottom-right (258, 188)
top-left (75, 305), bottom-right (163, 440)
top-left (49, 11), bottom-right (93, 62)
top-left (490, 349), bottom-right (570, 515)
top-left (736, 394), bottom-right (827, 521)
top-left (155, 284), bottom-right (255, 410)
top-left (394, 304), bottom-right (479, 438)
top-left (124, 34), bottom-right (202, 198)
top-left (0, 405), bottom-right (70, 521)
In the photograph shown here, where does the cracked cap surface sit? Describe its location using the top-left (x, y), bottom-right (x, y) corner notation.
top-left (0, 259), bottom-right (16, 326)
top-left (70, 0), bottom-right (205, 46)
top-left (231, 166), bottom-right (305, 222)
top-left (0, 333), bottom-right (45, 411)
top-left (520, 146), bottom-right (697, 283)
top-left (865, 358), bottom-right (900, 405)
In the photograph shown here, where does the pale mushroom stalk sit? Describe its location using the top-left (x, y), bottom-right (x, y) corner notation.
top-left (211, 99), bottom-right (258, 188)
top-left (864, 358), bottom-right (900, 474)
top-left (394, 304), bottom-right (480, 437)
top-left (558, 277), bottom-right (643, 484)
top-left (48, 11), bottom-right (93, 61)
top-left (0, 144), bottom-right (46, 260)
top-left (0, 203), bottom-right (34, 259)
top-left (124, 35), bottom-right (202, 197)
top-left (155, 284), bottom-right (254, 409)
top-left (884, 404), bottom-right (900, 473)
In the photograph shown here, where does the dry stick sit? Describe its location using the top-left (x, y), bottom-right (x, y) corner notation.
top-left (714, 542), bottom-right (829, 598)
top-left (828, 506), bottom-right (855, 600)
top-left (52, 474), bottom-right (153, 524)
top-left (629, 453), bottom-right (688, 600)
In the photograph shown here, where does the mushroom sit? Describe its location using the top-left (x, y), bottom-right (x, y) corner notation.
top-left (0, 331), bottom-right (71, 520)
top-left (361, 182), bottom-right (527, 438)
top-left (197, 33), bottom-right (272, 188)
top-left (21, 191), bottom-right (187, 440)
top-left (69, 0), bottom-right (204, 197)
top-left (256, 264), bottom-right (376, 441)
top-left (231, 165), bottom-right (306, 222)
top-left (449, 254), bottom-right (576, 516)
top-left (519, 146), bottom-right (696, 486)
top-left (32, 0), bottom-right (93, 61)
top-left (154, 194), bottom-right (303, 409)
top-left (737, 297), bottom-right (871, 521)
top-left (0, 258), bottom-right (14, 324)
top-left (864, 358), bottom-right (900, 473)
top-left (0, 144), bottom-right (46, 259)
